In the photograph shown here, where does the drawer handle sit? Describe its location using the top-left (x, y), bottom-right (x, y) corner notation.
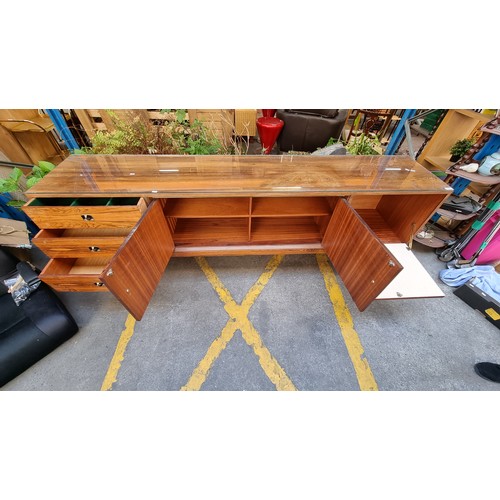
top-left (81, 214), bottom-right (94, 221)
top-left (89, 246), bottom-right (101, 252)
top-left (94, 282), bottom-right (105, 287)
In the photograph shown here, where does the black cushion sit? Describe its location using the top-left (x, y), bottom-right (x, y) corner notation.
top-left (276, 109), bottom-right (348, 153)
top-left (285, 109), bottom-right (339, 119)
top-left (0, 318), bottom-right (64, 387)
top-left (0, 248), bottom-right (19, 297)
top-left (0, 293), bottom-right (26, 334)
top-left (0, 248), bottom-right (78, 387)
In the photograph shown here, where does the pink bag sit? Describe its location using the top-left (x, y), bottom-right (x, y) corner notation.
top-left (461, 212), bottom-right (500, 265)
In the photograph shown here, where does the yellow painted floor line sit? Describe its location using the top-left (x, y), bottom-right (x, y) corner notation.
top-left (182, 256), bottom-right (296, 391)
top-left (100, 313), bottom-right (136, 391)
top-left (316, 254), bottom-right (378, 391)
top-left (239, 316), bottom-right (297, 391)
top-left (181, 320), bottom-right (237, 391)
top-left (241, 255), bottom-right (285, 310)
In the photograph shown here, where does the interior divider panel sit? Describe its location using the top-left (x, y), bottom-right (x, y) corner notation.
top-left (164, 198), bottom-right (250, 218)
top-left (355, 210), bottom-right (401, 243)
top-left (251, 197), bottom-right (332, 217)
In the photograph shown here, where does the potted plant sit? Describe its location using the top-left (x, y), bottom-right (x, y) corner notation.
top-left (449, 138), bottom-right (474, 162)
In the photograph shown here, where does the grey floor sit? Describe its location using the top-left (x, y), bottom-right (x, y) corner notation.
top-left (3, 242), bottom-right (500, 391)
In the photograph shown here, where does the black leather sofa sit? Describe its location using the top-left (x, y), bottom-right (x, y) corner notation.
top-left (0, 248), bottom-right (78, 387)
top-left (276, 109), bottom-right (348, 153)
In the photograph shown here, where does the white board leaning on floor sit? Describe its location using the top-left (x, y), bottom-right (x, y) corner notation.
top-left (377, 243), bottom-right (445, 300)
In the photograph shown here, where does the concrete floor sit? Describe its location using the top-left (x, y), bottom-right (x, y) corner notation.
top-left (3, 242), bottom-right (500, 391)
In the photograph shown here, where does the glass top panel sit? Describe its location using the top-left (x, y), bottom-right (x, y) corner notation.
top-left (26, 154), bottom-right (452, 198)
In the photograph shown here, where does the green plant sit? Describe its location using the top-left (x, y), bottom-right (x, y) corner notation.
top-left (0, 168), bottom-right (24, 206)
top-left (343, 112), bottom-right (381, 155)
top-left (0, 161), bottom-right (56, 207)
top-left (26, 161), bottom-right (56, 187)
top-left (85, 110), bottom-right (222, 155)
top-left (181, 119), bottom-right (222, 155)
top-left (346, 133), bottom-right (381, 155)
top-left (326, 137), bottom-right (340, 147)
top-left (450, 138), bottom-right (474, 158)
top-left (87, 112), bottom-right (182, 155)
top-left (161, 109), bottom-right (188, 124)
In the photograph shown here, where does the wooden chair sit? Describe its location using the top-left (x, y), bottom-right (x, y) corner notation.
top-left (0, 110), bottom-right (66, 164)
top-left (345, 109), bottom-right (396, 143)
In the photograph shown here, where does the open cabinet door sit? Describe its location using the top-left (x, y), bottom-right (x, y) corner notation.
top-left (100, 200), bottom-right (174, 320)
top-left (322, 198), bottom-right (403, 311)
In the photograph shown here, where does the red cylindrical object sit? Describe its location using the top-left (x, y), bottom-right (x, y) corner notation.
top-left (256, 117), bottom-right (284, 154)
top-left (261, 109), bottom-right (277, 118)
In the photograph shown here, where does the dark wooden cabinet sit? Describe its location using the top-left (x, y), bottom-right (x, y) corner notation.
top-left (23, 155), bottom-right (452, 319)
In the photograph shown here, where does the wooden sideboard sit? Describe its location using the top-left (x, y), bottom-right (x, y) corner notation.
top-left (22, 155), bottom-right (452, 320)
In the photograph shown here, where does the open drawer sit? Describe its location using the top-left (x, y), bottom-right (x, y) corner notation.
top-left (33, 228), bottom-right (131, 258)
top-left (322, 198), bottom-right (444, 311)
top-left (23, 197), bottom-right (147, 228)
top-left (38, 200), bottom-right (174, 320)
top-left (40, 256), bottom-right (112, 292)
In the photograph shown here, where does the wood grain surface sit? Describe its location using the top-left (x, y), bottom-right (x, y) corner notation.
top-left (164, 197), bottom-right (250, 218)
top-left (40, 257), bottom-right (109, 291)
top-left (251, 197), bottom-right (332, 217)
top-left (25, 154), bottom-right (452, 316)
top-left (174, 218), bottom-right (249, 245)
top-left (33, 228), bottom-right (130, 257)
top-left (23, 197), bottom-right (147, 228)
top-left (101, 200), bottom-right (174, 320)
top-left (322, 199), bottom-right (403, 311)
top-left (376, 193), bottom-right (449, 243)
top-left (25, 154), bottom-right (452, 198)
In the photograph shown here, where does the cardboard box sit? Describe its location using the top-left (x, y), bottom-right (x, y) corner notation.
top-left (454, 280), bottom-right (500, 330)
top-left (0, 218), bottom-right (30, 248)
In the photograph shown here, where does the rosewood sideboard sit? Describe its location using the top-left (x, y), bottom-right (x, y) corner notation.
top-left (22, 155), bottom-right (453, 320)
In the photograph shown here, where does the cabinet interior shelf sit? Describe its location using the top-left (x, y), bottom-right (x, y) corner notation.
top-left (251, 197), bottom-right (331, 217)
top-left (356, 210), bottom-right (401, 243)
top-left (251, 217), bottom-right (323, 242)
top-left (166, 197), bottom-right (411, 249)
top-left (173, 216), bottom-right (325, 246)
top-left (174, 218), bottom-right (249, 245)
top-left (164, 198), bottom-right (249, 218)
top-left (166, 196), bottom-right (334, 248)
top-left (164, 196), bottom-right (333, 218)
